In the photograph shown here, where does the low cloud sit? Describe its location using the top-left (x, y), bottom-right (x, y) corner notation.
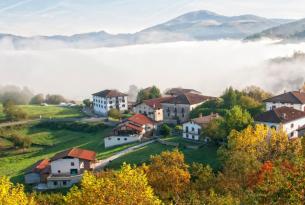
top-left (1, 40), bottom-right (305, 100)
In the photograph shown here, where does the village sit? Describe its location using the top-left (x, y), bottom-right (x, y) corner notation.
top-left (22, 86), bottom-right (305, 190)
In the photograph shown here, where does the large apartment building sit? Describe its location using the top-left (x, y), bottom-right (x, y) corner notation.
top-left (92, 89), bottom-right (128, 116)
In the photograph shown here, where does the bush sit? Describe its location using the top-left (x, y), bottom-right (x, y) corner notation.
top-left (30, 94), bottom-right (45, 105)
top-left (108, 108), bottom-right (121, 119)
top-left (10, 134), bottom-right (32, 148)
top-left (160, 124), bottom-right (171, 136)
top-left (36, 121), bottom-right (106, 133)
top-left (2, 100), bottom-right (28, 121)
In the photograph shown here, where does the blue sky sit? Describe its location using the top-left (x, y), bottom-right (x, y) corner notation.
top-left (0, 0), bottom-right (305, 36)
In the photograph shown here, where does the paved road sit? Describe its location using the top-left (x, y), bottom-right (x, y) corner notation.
top-left (93, 139), bottom-right (157, 171)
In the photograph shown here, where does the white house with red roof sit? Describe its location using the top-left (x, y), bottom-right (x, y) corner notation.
top-left (264, 91), bottom-right (305, 111)
top-left (133, 97), bottom-right (173, 122)
top-left (105, 114), bottom-right (155, 148)
top-left (25, 148), bottom-right (96, 190)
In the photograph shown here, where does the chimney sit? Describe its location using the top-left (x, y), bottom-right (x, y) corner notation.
top-left (199, 113), bottom-right (203, 118)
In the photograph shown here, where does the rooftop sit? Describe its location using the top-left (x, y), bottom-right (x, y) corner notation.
top-left (141, 97), bottom-right (174, 110)
top-left (128, 113), bottom-right (154, 125)
top-left (50, 148), bottom-right (96, 162)
top-left (191, 113), bottom-right (221, 125)
top-left (254, 106), bottom-right (305, 124)
top-left (165, 88), bottom-right (201, 96)
top-left (264, 91), bottom-right (305, 104)
top-left (162, 93), bottom-right (213, 105)
top-left (92, 89), bottom-right (127, 98)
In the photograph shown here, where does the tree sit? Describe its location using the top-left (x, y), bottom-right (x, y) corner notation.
top-left (11, 133), bottom-right (32, 149)
top-left (108, 108), bottom-right (121, 119)
top-left (82, 99), bottom-right (92, 108)
top-left (221, 87), bottom-right (239, 109)
top-left (202, 118), bottom-right (226, 142)
top-left (144, 150), bottom-right (191, 203)
top-left (136, 86), bottom-right (161, 103)
top-left (160, 124), bottom-right (171, 136)
top-left (2, 100), bottom-right (28, 121)
top-left (224, 106), bottom-right (253, 133)
top-left (45, 94), bottom-right (66, 105)
top-left (30, 94), bottom-right (45, 105)
top-left (0, 176), bottom-right (35, 205)
top-left (242, 85), bottom-right (272, 102)
top-left (65, 164), bottom-right (161, 205)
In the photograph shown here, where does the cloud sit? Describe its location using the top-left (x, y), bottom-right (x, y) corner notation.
top-left (1, 40), bottom-right (305, 100)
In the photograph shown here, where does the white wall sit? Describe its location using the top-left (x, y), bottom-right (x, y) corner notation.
top-left (104, 135), bottom-right (141, 148)
top-left (133, 103), bottom-right (163, 122)
top-left (256, 116), bottom-right (305, 139)
top-left (50, 158), bottom-right (80, 175)
top-left (266, 102), bottom-right (305, 111)
top-left (182, 121), bottom-right (201, 141)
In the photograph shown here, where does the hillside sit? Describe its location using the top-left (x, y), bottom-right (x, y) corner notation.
top-left (0, 10), bottom-right (292, 49)
top-left (245, 18), bottom-right (305, 42)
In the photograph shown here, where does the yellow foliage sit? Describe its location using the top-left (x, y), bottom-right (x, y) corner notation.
top-left (0, 176), bottom-right (35, 205)
top-left (65, 164), bottom-right (161, 205)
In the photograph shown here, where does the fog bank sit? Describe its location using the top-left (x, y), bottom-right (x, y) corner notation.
top-left (1, 40), bottom-right (305, 100)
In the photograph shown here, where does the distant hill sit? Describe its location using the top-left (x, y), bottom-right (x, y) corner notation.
top-left (245, 18), bottom-right (305, 42)
top-left (0, 10), bottom-right (293, 49)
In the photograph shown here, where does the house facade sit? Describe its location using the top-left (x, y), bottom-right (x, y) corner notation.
top-left (92, 89), bottom-right (128, 116)
top-left (182, 113), bottom-right (221, 141)
top-left (254, 106), bottom-right (305, 139)
top-left (133, 97), bottom-right (173, 122)
top-left (264, 91), bottom-right (305, 111)
top-left (25, 148), bottom-right (96, 190)
top-left (105, 114), bottom-right (155, 148)
top-left (161, 93), bottom-right (214, 124)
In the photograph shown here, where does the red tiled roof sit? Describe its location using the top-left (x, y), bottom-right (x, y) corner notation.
top-left (27, 158), bottom-right (50, 174)
top-left (254, 106), bottom-right (305, 124)
top-left (191, 113), bottom-right (222, 125)
top-left (143, 97), bottom-right (174, 110)
top-left (162, 93), bottom-right (214, 105)
top-left (264, 91), bottom-right (305, 104)
top-left (51, 148), bottom-right (96, 162)
top-left (128, 113), bottom-right (154, 125)
top-left (92, 89), bottom-right (127, 98)
top-left (124, 123), bottom-right (144, 132)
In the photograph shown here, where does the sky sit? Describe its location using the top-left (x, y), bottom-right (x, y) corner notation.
top-left (0, 0), bottom-right (305, 36)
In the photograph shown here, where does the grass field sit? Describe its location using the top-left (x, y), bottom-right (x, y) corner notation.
top-left (0, 105), bottom-right (85, 121)
top-left (107, 136), bottom-right (220, 170)
top-left (0, 125), bottom-right (139, 183)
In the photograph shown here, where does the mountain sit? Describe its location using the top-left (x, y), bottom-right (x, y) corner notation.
top-left (245, 18), bottom-right (305, 42)
top-left (0, 10), bottom-right (293, 49)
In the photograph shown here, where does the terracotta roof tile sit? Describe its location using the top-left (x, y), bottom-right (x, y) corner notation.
top-left (264, 91), bottom-right (305, 104)
top-left (128, 114), bottom-right (154, 125)
top-left (142, 97), bottom-right (174, 110)
top-left (51, 148), bottom-right (96, 161)
top-left (162, 93), bottom-right (214, 105)
top-left (255, 106), bottom-right (305, 124)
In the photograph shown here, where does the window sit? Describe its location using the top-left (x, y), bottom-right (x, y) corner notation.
top-left (117, 138), bottom-right (120, 141)
top-left (186, 126), bottom-right (189, 132)
top-left (186, 134), bottom-right (189, 138)
top-left (53, 181), bottom-right (58, 186)
top-left (291, 123), bottom-right (294, 128)
top-left (71, 162), bottom-right (74, 166)
top-left (192, 135), bottom-right (195, 139)
top-left (124, 138), bottom-right (127, 141)
top-left (192, 127), bottom-right (195, 131)
top-left (57, 170), bottom-right (61, 174)
top-left (63, 181), bottom-right (67, 186)
top-left (122, 99), bottom-right (125, 103)
top-left (122, 104), bottom-right (125, 107)
top-left (291, 132), bottom-right (294, 138)
top-left (110, 101), bottom-right (113, 104)
top-left (198, 128), bottom-right (201, 135)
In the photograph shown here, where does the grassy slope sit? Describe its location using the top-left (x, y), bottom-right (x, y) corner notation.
top-left (0, 126), bottom-right (139, 183)
top-left (107, 137), bottom-right (220, 170)
top-left (0, 105), bottom-right (85, 121)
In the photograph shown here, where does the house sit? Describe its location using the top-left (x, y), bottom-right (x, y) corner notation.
top-left (182, 113), bottom-right (221, 141)
top-left (264, 91), bottom-right (305, 111)
top-left (25, 148), bottom-right (96, 190)
top-left (133, 97), bottom-right (173, 122)
top-left (105, 114), bottom-right (155, 148)
top-left (161, 93), bottom-right (214, 124)
top-left (165, 88), bottom-right (202, 96)
top-left (254, 106), bottom-right (305, 139)
top-left (92, 89), bottom-right (128, 116)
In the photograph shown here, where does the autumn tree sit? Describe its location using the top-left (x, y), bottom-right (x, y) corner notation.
top-left (0, 176), bottom-right (35, 205)
top-left (65, 164), bottom-right (161, 205)
top-left (144, 149), bottom-right (191, 203)
top-left (242, 85), bottom-right (272, 102)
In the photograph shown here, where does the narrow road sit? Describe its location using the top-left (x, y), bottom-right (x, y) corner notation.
top-left (94, 139), bottom-right (157, 171)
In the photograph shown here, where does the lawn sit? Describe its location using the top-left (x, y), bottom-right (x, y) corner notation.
top-left (0, 124), bottom-right (139, 183)
top-left (0, 105), bottom-right (85, 121)
top-left (107, 136), bottom-right (221, 171)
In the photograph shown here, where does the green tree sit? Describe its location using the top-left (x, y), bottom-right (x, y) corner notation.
top-left (30, 94), bottom-right (45, 105)
top-left (108, 108), bottom-right (121, 119)
top-left (224, 106), bottom-right (253, 133)
top-left (202, 118), bottom-right (226, 142)
top-left (160, 124), bottom-right (171, 136)
top-left (149, 86), bottom-right (161, 99)
top-left (2, 100), bottom-right (27, 121)
top-left (45, 94), bottom-right (66, 105)
top-left (82, 99), bottom-right (92, 108)
top-left (136, 86), bottom-right (161, 103)
top-left (221, 87), bottom-right (239, 109)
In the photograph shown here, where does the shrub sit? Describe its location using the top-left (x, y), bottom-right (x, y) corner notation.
top-left (160, 124), bottom-right (171, 136)
top-left (10, 134), bottom-right (32, 148)
top-left (108, 108), bottom-right (121, 119)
